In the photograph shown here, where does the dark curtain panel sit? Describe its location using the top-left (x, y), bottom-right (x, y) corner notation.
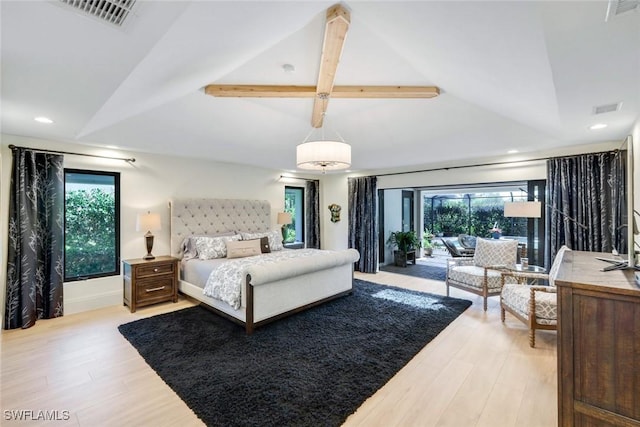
top-left (546, 150), bottom-right (626, 267)
top-left (348, 176), bottom-right (378, 273)
top-left (305, 180), bottom-right (321, 249)
top-left (5, 148), bottom-right (64, 329)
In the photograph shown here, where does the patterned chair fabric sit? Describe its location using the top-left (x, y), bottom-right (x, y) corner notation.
top-left (446, 238), bottom-right (519, 311)
top-left (500, 245), bottom-right (571, 347)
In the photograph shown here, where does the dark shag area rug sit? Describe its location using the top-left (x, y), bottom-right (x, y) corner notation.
top-left (118, 279), bottom-right (471, 427)
top-left (379, 262), bottom-right (447, 281)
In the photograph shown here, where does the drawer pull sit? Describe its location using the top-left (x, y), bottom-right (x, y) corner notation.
top-left (153, 268), bottom-right (159, 272)
top-left (146, 286), bottom-right (166, 293)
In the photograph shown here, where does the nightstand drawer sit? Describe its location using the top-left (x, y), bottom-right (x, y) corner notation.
top-left (136, 276), bottom-right (175, 301)
top-left (136, 263), bottom-right (175, 278)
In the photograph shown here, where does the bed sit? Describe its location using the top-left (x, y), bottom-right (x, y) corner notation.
top-left (170, 198), bottom-right (360, 334)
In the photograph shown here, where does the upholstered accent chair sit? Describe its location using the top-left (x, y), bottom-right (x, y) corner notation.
top-left (446, 238), bottom-right (519, 311)
top-left (500, 245), bottom-right (571, 347)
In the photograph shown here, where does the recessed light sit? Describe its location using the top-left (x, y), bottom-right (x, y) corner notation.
top-left (105, 145), bottom-right (119, 149)
top-left (282, 63), bottom-right (295, 73)
top-left (590, 123), bottom-right (607, 130)
top-left (507, 149), bottom-right (519, 154)
top-left (34, 116), bottom-right (54, 124)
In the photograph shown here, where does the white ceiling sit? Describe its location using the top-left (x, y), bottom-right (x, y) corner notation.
top-left (2, 1), bottom-right (639, 173)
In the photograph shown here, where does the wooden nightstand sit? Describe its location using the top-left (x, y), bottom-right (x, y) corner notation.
top-left (123, 256), bottom-right (179, 312)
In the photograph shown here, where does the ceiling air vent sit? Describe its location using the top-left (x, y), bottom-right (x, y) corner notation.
top-left (58, 0), bottom-right (137, 27)
top-left (605, 0), bottom-right (639, 21)
top-left (593, 102), bottom-right (622, 115)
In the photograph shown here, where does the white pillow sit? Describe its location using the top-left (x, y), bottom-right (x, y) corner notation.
top-left (195, 234), bottom-right (241, 259)
top-left (226, 239), bottom-right (262, 259)
top-left (181, 232), bottom-right (236, 260)
top-left (240, 229), bottom-right (284, 251)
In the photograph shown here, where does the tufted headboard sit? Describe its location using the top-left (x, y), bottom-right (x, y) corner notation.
top-left (170, 198), bottom-right (272, 257)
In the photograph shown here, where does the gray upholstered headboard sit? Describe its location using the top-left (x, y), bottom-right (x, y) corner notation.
top-left (170, 198), bottom-right (271, 257)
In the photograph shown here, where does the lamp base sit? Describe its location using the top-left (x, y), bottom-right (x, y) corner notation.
top-left (143, 233), bottom-right (155, 260)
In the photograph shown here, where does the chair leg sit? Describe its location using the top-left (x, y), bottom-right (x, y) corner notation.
top-left (446, 283), bottom-right (450, 297)
top-left (529, 328), bottom-right (536, 348)
top-left (501, 306), bottom-right (505, 322)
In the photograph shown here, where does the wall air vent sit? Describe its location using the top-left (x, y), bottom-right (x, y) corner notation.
top-left (58, 0), bottom-right (136, 27)
top-left (605, 0), bottom-right (639, 21)
top-left (593, 102), bottom-right (622, 115)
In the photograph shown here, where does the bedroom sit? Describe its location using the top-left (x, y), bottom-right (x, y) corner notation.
top-left (2, 1), bottom-right (640, 426)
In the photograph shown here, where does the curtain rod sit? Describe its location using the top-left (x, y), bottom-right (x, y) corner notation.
top-left (279, 175), bottom-right (318, 182)
top-left (374, 149), bottom-right (621, 178)
top-left (8, 144), bottom-right (136, 163)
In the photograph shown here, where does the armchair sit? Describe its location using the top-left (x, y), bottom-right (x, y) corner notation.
top-left (500, 245), bottom-right (571, 347)
top-left (446, 238), bottom-right (519, 311)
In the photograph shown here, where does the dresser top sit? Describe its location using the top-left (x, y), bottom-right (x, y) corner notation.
top-left (555, 250), bottom-right (638, 296)
top-left (123, 255), bottom-right (178, 266)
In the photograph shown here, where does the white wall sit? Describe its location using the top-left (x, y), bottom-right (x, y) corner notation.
top-left (0, 135), bottom-right (345, 319)
top-left (375, 141), bottom-right (623, 190)
top-left (382, 189), bottom-right (402, 265)
top-left (320, 174), bottom-right (349, 250)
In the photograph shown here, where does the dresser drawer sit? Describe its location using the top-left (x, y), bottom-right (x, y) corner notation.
top-left (136, 276), bottom-right (175, 302)
top-left (135, 262), bottom-right (175, 278)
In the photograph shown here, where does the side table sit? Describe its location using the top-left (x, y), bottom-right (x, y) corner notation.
top-left (123, 255), bottom-right (179, 312)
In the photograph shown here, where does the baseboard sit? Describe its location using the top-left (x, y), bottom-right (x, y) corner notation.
top-left (64, 290), bottom-right (122, 315)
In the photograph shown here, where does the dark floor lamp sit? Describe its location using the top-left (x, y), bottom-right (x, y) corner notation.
top-left (136, 211), bottom-right (161, 260)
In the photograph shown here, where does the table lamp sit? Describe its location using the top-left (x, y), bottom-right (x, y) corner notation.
top-left (136, 211), bottom-right (161, 260)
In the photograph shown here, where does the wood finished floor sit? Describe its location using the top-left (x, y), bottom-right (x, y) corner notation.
top-left (1, 269), bottom-right (557, 427)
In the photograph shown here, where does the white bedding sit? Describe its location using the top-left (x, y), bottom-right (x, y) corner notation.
top-left (203, 249), bottom-right (329, 309)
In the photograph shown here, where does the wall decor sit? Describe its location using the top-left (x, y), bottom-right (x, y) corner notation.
top-left (328, 204), bottom-right (342, 223)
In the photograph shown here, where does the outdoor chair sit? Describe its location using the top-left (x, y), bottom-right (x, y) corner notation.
top-left (441, 238), bottom-right (474, 257)
top-left (458, 234), bottom-right (477, 250)
top-left (500, 245), bottom-right (571, 347)
top-left (446, 238), bottom-right (519, 311)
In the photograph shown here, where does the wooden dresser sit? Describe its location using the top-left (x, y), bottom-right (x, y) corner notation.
top-left (555, 250), bottom-right (640, 427)
top-left (123, 256), bottom-right (179, 313)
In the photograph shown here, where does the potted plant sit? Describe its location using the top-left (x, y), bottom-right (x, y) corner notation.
top-left (387, 231), bottom-right (420, 267)
top-left (422, 229), bottom-right (435, 257)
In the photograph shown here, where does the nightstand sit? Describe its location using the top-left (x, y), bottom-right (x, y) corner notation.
top-left (123, 256), bottom-right (179, 312)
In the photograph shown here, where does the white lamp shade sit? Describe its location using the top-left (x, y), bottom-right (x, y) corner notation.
top-left (277, 212), bottom-right (292, 225)
top-left (504, 201), bottom-right (541, 218)
top-left (136, 212), bottom-right (161, 232)
top-left (296, 140), bottom-right (351, 171)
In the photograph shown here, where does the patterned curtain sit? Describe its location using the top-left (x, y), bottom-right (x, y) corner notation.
top-left (546, 150), bottom-right (626, 267)
top-left (348, 176), bottom-right (378, 273)
top-left (305, 180), bottom-right (321, 249)
top-left (5, 148), bottom-right (64, 329)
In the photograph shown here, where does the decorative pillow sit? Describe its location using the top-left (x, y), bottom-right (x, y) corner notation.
top-left (259, 236), bottom-right (271, 253)
top-left (181, 232), bottom-right (236, 260)
top-left (195, 234), bottom-right (241, 259)
top-left (226, 239), bottom-right (262, 259)
top-left (240, 230), bottom-right (283, 251)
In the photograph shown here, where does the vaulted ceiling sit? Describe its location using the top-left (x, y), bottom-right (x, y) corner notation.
top-left (2, 1), bottom-right (639, 173)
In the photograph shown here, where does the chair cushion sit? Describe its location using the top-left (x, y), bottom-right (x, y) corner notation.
top-left (501, 284), bottom-right (557, 325)
top-left (448, 265), bottom-right (503, 290)
top-left (473, 238), bottom-right (518, 268)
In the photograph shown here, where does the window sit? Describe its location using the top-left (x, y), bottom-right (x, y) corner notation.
top-left (64, 169), bottom-right (120, 281)
top-left (284, 186), bottom-right (304, 244)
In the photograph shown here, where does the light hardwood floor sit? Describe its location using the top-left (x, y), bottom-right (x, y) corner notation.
top-left (1, 270), bottom-right (557, 427)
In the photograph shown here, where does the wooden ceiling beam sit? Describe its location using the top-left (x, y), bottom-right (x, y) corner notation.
top-left (311, 4), bottom-right (350, 127)
top-left (205, 85), bottom-right (440, 99)
top-left (204, 85), bottom-right (317, 98)
top-left (330, 86), bottom-right (440, 99)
